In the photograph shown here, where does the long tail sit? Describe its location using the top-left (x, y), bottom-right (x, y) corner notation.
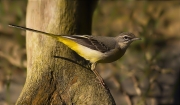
top-left (8, 24), bottom-right (63, 37)
top-left (8, 24), bottom-right (81, 53)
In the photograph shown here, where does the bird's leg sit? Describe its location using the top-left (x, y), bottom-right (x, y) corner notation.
top-left (91, 63), bottom-right (105, 87)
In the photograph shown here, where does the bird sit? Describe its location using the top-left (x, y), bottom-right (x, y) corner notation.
top-left (9, 24), bottom-right (141, 87)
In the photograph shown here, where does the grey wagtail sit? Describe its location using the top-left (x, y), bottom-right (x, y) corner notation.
top-left (9, 24), bottom-right (141, 87)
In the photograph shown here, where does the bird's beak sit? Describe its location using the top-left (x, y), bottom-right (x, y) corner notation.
top-left (132, 37), bottom-right (141, 41)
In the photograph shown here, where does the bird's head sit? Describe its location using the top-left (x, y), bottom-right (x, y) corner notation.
top-left (116, 32), bottom-right (141, 49)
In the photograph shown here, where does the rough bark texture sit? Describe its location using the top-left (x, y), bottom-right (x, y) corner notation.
top-left (16, 0), bottom-right (115, 105)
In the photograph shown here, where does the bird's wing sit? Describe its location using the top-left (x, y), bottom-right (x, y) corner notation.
top-left (62, 35), bottom-right (116, 53)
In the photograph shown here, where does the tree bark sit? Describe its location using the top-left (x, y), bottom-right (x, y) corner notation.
top-left (16, 0), bottom-right (115, 105)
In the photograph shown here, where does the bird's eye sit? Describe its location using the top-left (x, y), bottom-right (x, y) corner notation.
top-left (123, 36), bottom-right (130, 41)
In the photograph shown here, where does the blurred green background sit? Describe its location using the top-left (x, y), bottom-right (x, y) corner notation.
top-left (0, 0), bottom-right (180, 105)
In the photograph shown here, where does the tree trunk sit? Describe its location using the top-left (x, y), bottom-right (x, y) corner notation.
top-left (16, 0), bottom-right (115, 104)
